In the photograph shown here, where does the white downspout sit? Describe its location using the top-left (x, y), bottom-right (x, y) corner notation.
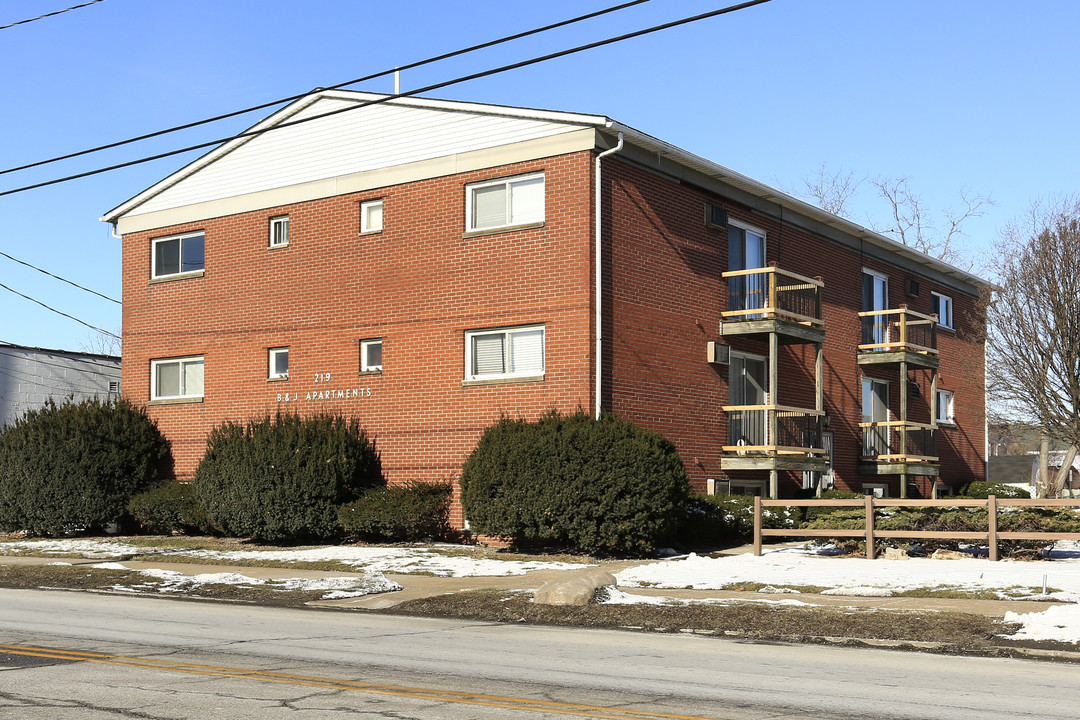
top-left (594, 131), bottom-right (623, 420)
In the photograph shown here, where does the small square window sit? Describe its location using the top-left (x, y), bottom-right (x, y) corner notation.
top-left (465, 325), bottom-right (544, 381)
top-left (932, 291), bottom-right (953, 329)
top-left (360, 338), bottom-right (382, 372)
top-left (936, 389), bottom-right (955, 424)
top-left (361, 200), bottom-right (383, 234)
top-left (151, 356), bottom-right (204, 400)
top-left (269, 347), bottom-right (289, 379)
top-left (152, 231), bottom-right (204, 278)
top-left (269, 216), bottom-right (289, 247)
top-left (466, 173), bottom-right (544, 232)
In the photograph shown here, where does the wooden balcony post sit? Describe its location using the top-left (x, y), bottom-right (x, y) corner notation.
top-left (899, 303), bottom-right (908, 348)
top-left (753, 496), bottom-right (763, 556)
top-left (865, 494), bottom-right (876, 559)
top-left (767, 262), bottom-right (779, 312)
top-left (814, 276), bottom-right (823, 323)
top-left (988, 495), bottom-right (999, 561)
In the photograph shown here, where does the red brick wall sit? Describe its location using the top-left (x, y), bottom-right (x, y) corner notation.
top-left (122, 152), bottom-right (597, 526)
top-left (602, 158), bottom-right (985, 496)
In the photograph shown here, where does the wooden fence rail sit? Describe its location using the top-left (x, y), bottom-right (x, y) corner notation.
top-left (752, 496), bottom-right (1080, 561)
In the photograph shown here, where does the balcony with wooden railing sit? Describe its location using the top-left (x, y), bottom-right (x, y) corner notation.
top-left (858, 420), bottom-right (939, 476)
top-left (857, 306), bottom-right (938, 368)
top-left (720, 265), bottom-right (824, 344)
top-left (721, 404), bottom-right (830, 472)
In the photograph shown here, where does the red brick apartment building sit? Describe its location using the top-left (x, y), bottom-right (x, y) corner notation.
top-left (103, 91), bottom-right (987, 519)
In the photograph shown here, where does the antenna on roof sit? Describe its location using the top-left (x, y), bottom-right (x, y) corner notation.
top-left (394, 68), bottom-right (401, 95)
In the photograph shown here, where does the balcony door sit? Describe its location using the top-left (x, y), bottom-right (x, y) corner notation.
top-left (862, 377), bottom-right (889, 456)
top-left (862, 269), bottom-right (889, 348)
top-left (729, 222), bottom-right (766, 316)
top-left (730, 352), bottom-right (768, 447)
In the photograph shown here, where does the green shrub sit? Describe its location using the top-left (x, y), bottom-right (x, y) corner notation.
top-left (804, 490), bottom-right (863, 524)
top-left (0, 397), bottom-right (169, 536)
top-left (339, 482), bottom-right (453, 542)
top-left (678, 494), bottom-right (754, 548)
top-left (460, 410), bottom-right (690, 557)
top-left (194, 412), bottom-right (382, 543)
top-left (128, 482), bottom-right (215, 535)
top-left (958, 481), bottom-right (1030, 499)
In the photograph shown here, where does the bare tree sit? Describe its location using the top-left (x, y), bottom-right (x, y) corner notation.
top-left (986, 196), bottom-right (1080, 497)
top-left (79, 329), bottom-right (121, 357)
top-left (871, 177), bottom-right (992, 268)
top-left (787, 164), bottom-right (992, 269)
top-left (796, 162), bottom-right (863, 217)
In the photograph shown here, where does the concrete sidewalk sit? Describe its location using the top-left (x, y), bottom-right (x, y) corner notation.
top-left (0, 552), bottom-right (1060, 618)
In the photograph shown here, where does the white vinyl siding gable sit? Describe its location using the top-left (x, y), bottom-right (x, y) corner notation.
top-left (152, 357), bottom-right (204, 400)
top-left (132, 100), bottom-right (579, 216)
top-left (467, 173), bottom-right (544, 232)
top-left (466, 326), bottom-right (544, 381)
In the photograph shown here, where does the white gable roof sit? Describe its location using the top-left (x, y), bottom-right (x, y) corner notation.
top-left (103, 91), bottom-right (607, 223)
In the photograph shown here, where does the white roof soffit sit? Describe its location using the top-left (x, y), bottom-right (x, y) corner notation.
top-left (605, 121), bottom-right (989, 290)
top-left (100, 90), bottom-right (608, 224)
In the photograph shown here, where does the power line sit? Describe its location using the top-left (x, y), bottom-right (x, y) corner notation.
top-left (0, 0), bottom-right (772, 200)
top-left (0, 249), bottom-right (121, 304)
top-left (0, 282), bottom-right (120, 338)
top-left (0, 0), bottom-right (105, 31)
top-left (0, 0), bottom-right (651, 179)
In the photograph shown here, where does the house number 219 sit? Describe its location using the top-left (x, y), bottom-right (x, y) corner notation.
top-left (314, 372), bottom-right (332, 383)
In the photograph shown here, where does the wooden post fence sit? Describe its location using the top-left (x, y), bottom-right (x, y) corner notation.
top-left (751, 495), bottom-right (1080, 560)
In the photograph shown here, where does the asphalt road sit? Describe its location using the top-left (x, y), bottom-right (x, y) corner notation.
top-left (0, 588), bottom-right (1075, 720)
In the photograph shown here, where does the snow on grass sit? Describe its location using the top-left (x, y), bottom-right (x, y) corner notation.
top-left (178, 545), bottom-right (590, 577)
top-left (1003, 605), bottom-right (1080, 644)
top-left (90, 562), bottom-right (401, 600)
top-left (597, 586), bottom-right (811, 607)
top-left (1, 538), bottom-right (590, 577)
top-left (617, 546), bottom-right (1080, 601)
top-left (1, 539), bottom-right (146, 558)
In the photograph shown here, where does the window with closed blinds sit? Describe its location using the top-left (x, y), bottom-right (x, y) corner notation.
top-left (466, 173), bottom-right (544, 231)
top-left (466, 325), bottom-right (545, 381)
top-left (152, 356), bottom-right (204, 400)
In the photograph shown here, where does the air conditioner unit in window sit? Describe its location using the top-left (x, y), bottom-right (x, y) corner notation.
top-left (707, 341), bottom-right (730, 365)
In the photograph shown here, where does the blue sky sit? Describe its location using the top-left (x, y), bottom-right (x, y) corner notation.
top-left (1, 0), bottom-right (1077, 351)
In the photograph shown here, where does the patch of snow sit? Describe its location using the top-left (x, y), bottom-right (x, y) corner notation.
top-left (88, 563), bottom-right (401, 599)
top-left (3, 539), bottom-right (144, 558)
top-left (598, 586), bottom-right (812, 607)
top-left (182, 545), bottom-right (589, 577)
top-left (617, 547), bottom-right (1080, 598)
top-left (1003, 605), bottom-right (1080, 644)
top-left (821, 586), bottom-right (894, 597)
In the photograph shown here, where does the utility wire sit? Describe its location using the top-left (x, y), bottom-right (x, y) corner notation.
top-left (0, 282), bottom-right (120, 338)
top-left (0, 0), bottom-right (105, 31)
top-left (0, 0), bottom-right (771, 200)
top-left (0, 0), bottom-right (650, 179)
top-left (0, 249), bottom-right (121, 304)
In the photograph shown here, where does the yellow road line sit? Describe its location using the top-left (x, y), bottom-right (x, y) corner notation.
top-left (0, 643), bottom-right (728, 720)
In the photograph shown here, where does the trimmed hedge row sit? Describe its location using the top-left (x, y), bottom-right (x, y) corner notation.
top-left (338, 482), bottom-right (453, 542)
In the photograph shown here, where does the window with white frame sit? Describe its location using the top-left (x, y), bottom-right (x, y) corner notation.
top-left (360, 199), bottom-right (383, 234)
top-left (465, 325), bottom-right (544, 381)
top-left (932, 291), bottom-right (953, 329)
top-left (936, 388), bottom-right (955, 424)
top-left (268, 347), bottom-right (289, 379)
top-left (360, 338), bottom-right (382, 372)
top-left (152, 231), bottom-right (205, 278)
top-left (151, 356), bottom-right (204, 401)
top-left (466, 173), bottom-right (544, 232)
top-left (269, 216), bottom-right (289, 247)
